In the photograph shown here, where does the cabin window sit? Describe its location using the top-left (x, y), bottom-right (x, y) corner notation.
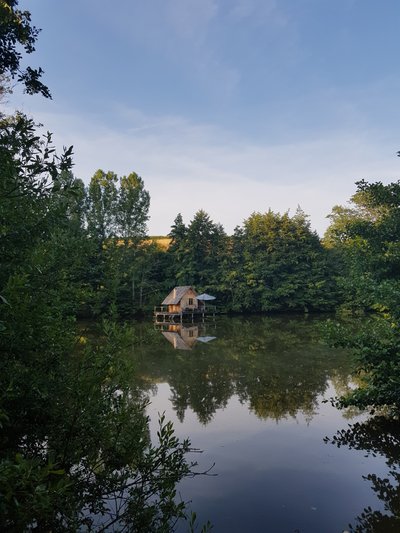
top-left (189, 330), bottom-right (194, 337)
top-left (188, 298), bottom-right (193, 305)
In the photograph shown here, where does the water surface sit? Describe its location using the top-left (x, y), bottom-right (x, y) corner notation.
top-left (132, 315), bottom-right (394, 532)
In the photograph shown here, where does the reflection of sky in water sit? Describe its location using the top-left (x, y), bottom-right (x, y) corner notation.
top-left (147, 382), bottom-right (388, 533)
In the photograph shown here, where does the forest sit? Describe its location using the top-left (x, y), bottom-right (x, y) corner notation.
top-left (1, 1), bottom-right (400, 530)
top-left (6, 165), bottom-right (395, 319)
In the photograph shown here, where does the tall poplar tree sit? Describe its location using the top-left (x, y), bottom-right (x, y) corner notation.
top-left (86, 169), bottom-right (118, 243)
top-left (115, 172), bottom-right (150, 313)
top-left (85, 169), bottom-right (151, 314)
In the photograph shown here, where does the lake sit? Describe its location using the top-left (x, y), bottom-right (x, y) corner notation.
top-left (130, 315), bottom-right (396, 532)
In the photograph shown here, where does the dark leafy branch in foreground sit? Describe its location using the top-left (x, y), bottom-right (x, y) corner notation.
top-left (0, 0), bottom-right (51, 97)
top-left (325, 417), bottom-right (400, 532)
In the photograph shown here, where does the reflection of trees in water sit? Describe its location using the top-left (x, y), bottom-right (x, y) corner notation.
top-left (327, 417), bottom-right (400, 532)
top-left (136, 316), bottom-right (352, 424)
top-left (169, 362), bottom-right (235, 424)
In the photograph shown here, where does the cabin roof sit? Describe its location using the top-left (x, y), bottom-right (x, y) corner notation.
top-left (161, 286), bottom-right (196, 305)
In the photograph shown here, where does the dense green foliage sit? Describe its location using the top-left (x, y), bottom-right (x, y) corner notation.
top-left (0, 4), bottom-right (208, 530)
top-left (324, 179), bottom-right (400, 415)
top-left (324, 180), bottom-right (400, 314)
top-left (0, 319), bottom-right (198, 531)
top-left (225, 209), bottom-right (337, 312)
top-left (2, 180), bottom-right (339, 318)
top-left (164, 208), bottom-right (339, 313)
top-left (0, 113), bottom-right (208, 531)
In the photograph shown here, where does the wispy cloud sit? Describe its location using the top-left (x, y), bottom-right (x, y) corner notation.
top-left (88, 0), bottom-right (240, 97)
top-left (166, 0), bottom-right (218, 42)
top-left (229, 0), bottom-right (287, 27)
top-left (15, 102), bottom-right (399, 236)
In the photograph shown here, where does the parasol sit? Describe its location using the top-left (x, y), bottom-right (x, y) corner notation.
top-left (196, 293), bottom-right (216, 301)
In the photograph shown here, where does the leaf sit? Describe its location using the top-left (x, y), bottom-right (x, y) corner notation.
top-left (0, 294), bottom-right (11, 306)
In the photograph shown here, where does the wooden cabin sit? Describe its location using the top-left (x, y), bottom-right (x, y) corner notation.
top-left (161, 286), bottom-right (204, 314)
top-left (154, 286), bottom-right (215, 322)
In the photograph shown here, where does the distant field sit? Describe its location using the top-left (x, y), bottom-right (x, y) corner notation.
top-left (148, 236), bottom-right (171, 250)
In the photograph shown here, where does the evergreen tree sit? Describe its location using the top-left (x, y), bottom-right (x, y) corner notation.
top-left (167, 210), bottom-right (228, 294)
top-left (167, 213), bottom-right (188, 283)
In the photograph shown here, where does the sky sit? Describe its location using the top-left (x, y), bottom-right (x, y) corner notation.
top-left (8, 0), bottom-right (400, 235)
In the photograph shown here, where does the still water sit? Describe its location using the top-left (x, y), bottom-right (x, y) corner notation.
top-left (131, 316), bottom-right (396, 532)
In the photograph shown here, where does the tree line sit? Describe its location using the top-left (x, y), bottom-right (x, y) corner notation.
top-left (17, 165), bottom-right (396, 321)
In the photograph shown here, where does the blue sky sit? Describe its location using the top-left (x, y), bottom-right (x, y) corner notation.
top-left (9, 0), bottom-right (400, 235)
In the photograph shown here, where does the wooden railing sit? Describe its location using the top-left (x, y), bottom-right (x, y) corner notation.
top-left (154, 306), bottom-right (168, 313)
top-left (198, 304), bottom-right (217, 313)
top-left (153, 305), bottom-right (217, 314)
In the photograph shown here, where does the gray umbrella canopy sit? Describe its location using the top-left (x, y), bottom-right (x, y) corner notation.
top-left (197, 336), bottom-right (217, 343)
top-left (196, 293), bottom-right (216, 301)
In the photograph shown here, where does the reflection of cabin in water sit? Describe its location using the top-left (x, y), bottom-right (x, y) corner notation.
top-left (158, 323), bottom-right (216, 350)
top-left (154, 286), bottom-right (216, 322)
top-left (162, 324), bottom-right (199, 350)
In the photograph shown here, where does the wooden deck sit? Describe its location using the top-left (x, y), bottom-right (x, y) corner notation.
top-left (153, 305), bottom-right (216, 323)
